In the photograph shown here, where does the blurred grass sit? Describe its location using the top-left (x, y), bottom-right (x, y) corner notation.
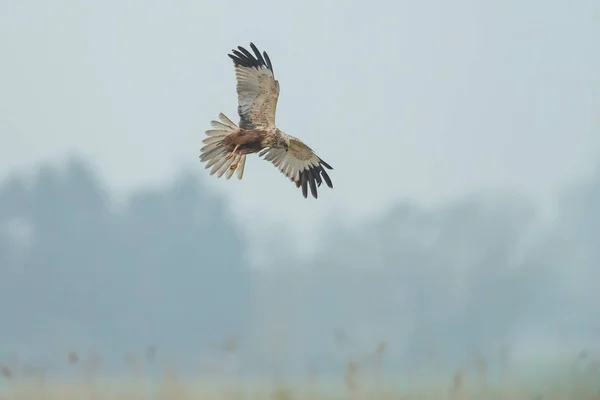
top-left (1, 344), bottom-right (599, 400)
top-left (1, 376), bottom-right (599, 399)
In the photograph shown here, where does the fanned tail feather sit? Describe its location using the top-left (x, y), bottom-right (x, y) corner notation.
top-left (199, 113), bottom-right (246, 180)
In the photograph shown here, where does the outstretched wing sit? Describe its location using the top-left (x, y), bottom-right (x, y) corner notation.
top-left (259, 135), bottom-right (333, 199)
top-left (228, 43), bottom-right (280, 130)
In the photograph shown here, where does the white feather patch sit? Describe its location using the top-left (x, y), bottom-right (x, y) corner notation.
top-left (236, 155), bottom-right (246, 180)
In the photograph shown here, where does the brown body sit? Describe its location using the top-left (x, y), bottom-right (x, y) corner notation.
top-left (222, 128), bottom-right (281, 155)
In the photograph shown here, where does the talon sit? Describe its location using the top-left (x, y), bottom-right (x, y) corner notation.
top-left (230, 162), bottom-right (238, 170)
top-left (225, 144), bottom-right (240, 161)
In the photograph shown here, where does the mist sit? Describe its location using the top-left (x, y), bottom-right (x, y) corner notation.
top-left (1, 157), bottom-right (599, 382)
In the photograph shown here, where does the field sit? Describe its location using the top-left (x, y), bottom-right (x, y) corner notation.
top-left (1, 346), bottom-right (599, 400)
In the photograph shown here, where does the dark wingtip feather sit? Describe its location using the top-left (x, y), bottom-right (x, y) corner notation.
top-left (249, 42), bottom-right (266, 66)
top-left (309, 183), bottom-right (318, 199)
top-left (237, 46), bottom-right (254, 61)
top-left (263, 51), bottom-right (274, 74)
top-left (293, 160), bottom-right (334, 199)
top-left (227, 53), bottom-right (241, 64)
top-left (227, 43), bottom-right (274, 74)
top-left (313, 167), bottom-right (323, 187)
top-left (308, 169), bottom-right (318, 199)
top-left (301, 171), bottom-right (308, 198)
top-left (321, 168), bottom-right (333, 188)
top-left (320, 159), bottom-right (333, 170)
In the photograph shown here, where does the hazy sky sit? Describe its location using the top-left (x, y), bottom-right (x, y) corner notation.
top-left (1, 0), bottom-right (599, 246)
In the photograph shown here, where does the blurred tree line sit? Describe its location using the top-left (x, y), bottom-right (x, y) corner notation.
top-left (1, 156), bottom-right (599, 376)
top-left (0, 157), bottom-right (253, 370)
top-left (252, 166), bottom-right (600, 374)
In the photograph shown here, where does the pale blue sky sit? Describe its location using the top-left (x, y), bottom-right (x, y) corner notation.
top-left (1, 0), bottom-right (598, 250)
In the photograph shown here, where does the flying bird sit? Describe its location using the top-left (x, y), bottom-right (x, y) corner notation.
top-left (199, 42), bottom-right (333, 199)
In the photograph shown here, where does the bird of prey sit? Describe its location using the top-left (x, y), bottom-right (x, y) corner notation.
top-left (199, 42), bottom-right (333, 199)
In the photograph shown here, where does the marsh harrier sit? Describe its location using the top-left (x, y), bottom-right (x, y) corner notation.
top-left (199, 43), bottom-right (333, 199)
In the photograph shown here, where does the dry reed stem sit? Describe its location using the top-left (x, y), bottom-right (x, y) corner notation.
top-left (1, 343), bottom-right (599, 399)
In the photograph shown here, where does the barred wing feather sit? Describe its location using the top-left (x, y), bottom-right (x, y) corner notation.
top-left (259, 135), bottom-right (333, 199)
top-left (228, 43), bottom-right (280, 130)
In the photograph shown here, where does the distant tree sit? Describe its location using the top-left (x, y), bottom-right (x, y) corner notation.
top-left (0, 159), bottom-right (255, 368)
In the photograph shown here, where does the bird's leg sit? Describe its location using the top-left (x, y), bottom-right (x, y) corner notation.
top-left (225, 144), bottom-right (240, 161)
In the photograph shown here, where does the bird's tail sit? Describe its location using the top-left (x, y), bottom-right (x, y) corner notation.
top-left (199, 113), bottom-right (247, 180)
